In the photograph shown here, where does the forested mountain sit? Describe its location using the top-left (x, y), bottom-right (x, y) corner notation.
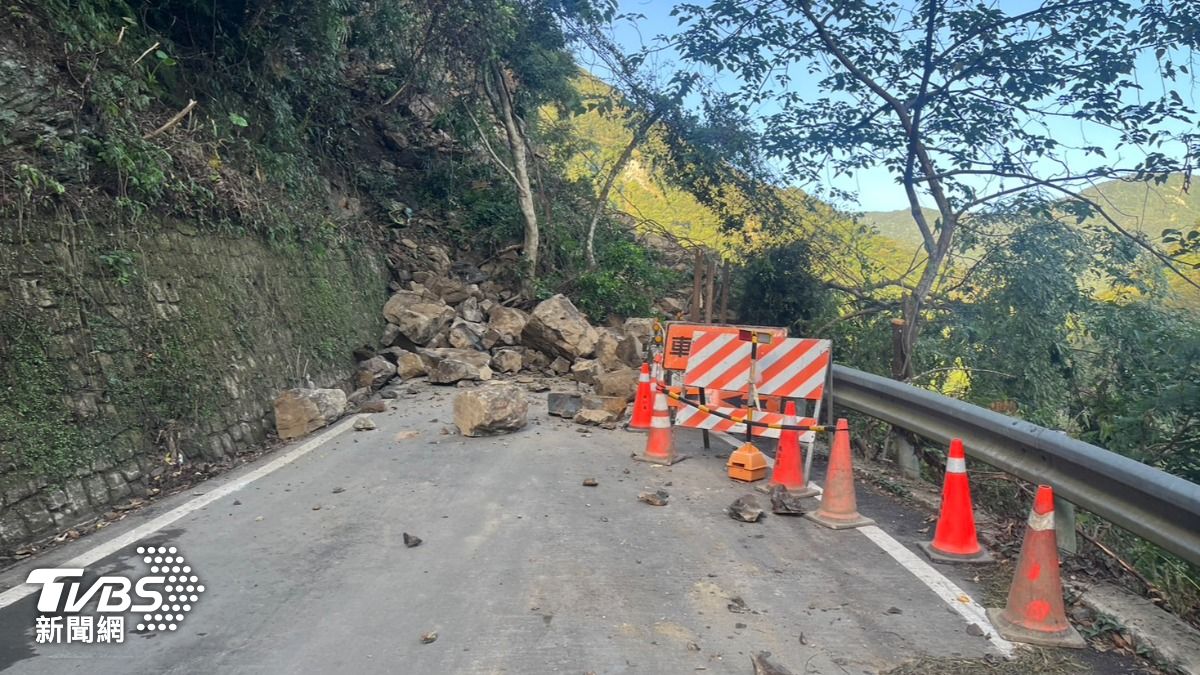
top-left (859, 176), bottom-right (1200, 307)
top-left (861, 175), bottom-right (1200, 247)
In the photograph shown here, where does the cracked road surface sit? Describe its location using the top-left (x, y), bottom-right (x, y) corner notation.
top-left (0, 381), bottom-right (1029, 673)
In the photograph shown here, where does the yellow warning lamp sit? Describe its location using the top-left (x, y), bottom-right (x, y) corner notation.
top-left (737, 329), bottom-right (774, 344)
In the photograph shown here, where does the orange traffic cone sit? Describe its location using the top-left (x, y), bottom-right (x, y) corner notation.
top-left (919, 439), bottom-right (992, 563)
top-left (629, 363), bottom-right (654, 430)
top-left (634, 388), bottom-right (686, 465)
top-left (986, 485), bottom-right (1085, 648)
top-left (805, 419), bottom-right (874, 530)
top-left (763, 402), bottom-right (818, 498)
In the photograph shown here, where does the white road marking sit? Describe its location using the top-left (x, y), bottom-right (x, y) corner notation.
top-left (709, 429), bottom-right (1017, 658)
top-left (858, 524), bottom-right (1016, 657)
top-left (0, 415), bottom-right (361, 609)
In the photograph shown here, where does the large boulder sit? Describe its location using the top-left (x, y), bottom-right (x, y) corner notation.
top-left (595, 368), bottom-right (640, 403)
top-left (418, 347), bottom-right (491, 370)
top-left (486, 306), bottom-right (529, 346)
top-left (383, 290), bottom-right (455, 345)
top-left (458, 297), bottom-right (484, 323)
top-left (623, 317), bottom-right (656, 344)
top-left (453, 383), bottom-right (528, 437)
top-left (522, 294), bottom-right (598, 360)
top-left (581, 394), bottom-right (627, 418)
top-left (616, 333), bottom-right (643, 368)
top-left (389, 349), bottom-right (427, 380)
top-left (427, 276), bottom-right (474, 305)
top-left (549, 356), bottom-right (571, 375)
top-left (547, 392), bottom-right (583, 418)
top-left (379, 323), bottom-right (402, 347)
top-left (491, 348), bottom-right (523, 374)
top-left (421, 348), bottom-right (494, 384)
top-left (594, 329), bottom-right (626, 372)
top-left (574, 408), bottom-right (618, 426)
top-left (658, 297), bottom-right (685, 315)
top-left (274, 388), bottom-right (347, 441)
top-left (571, 358), bottom-right (602, 385)
top-left (432, 359), bottom-right (492, 384)
top-left (522, 350), bottom-right (550, 372)
top-left (355, 356), bottom-right (396, 390)
top-left (447, 319), bottom-right (486, 351)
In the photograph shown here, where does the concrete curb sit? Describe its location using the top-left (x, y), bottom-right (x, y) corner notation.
top-left (1079, 582), bottom-right (1200, 674)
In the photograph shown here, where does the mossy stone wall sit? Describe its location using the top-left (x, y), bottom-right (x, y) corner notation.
top-left (0, 217), bottom-right (386, 552)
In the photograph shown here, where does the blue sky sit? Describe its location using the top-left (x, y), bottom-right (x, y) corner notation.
top-left (573, 1), bottom-right (1194, 214)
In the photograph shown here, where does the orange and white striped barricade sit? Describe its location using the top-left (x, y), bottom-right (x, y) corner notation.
top-left (661, 322), bottom-right (787, 448)
top-left (681, 331), bottom-right (832, 476)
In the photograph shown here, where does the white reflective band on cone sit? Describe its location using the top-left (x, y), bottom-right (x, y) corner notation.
top-left (946, 457), bottom-right (966, 473)
top-left (1027, 510), bottom-right (1055, 531)
top-left (651, 415), bottom-right (671, 429)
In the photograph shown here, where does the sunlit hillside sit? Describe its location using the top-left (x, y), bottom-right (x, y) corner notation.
top-left (858, 177), bottom-right (1200, 308)
top-left (555, 74), bottom-right (916, 284)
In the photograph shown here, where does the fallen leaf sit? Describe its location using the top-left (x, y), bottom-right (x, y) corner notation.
top-left (420, 631), bottom-right (437, 644)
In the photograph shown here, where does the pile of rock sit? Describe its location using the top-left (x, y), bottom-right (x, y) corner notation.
top-left (274, 241), bottom-right (656, 440)
top-left (370, 263), bottom-right (653, 426)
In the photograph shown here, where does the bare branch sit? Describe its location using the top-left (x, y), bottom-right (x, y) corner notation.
top-left (143, 99), bottom-right (197, 140)
top-left (466, 109), bottom-right (519, 186)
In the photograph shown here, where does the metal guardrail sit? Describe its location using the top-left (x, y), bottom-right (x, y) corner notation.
top-left (830, 365), bottom-right (1200, 567)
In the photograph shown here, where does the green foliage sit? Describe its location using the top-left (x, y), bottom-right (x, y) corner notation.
top-left (673, 1), bottom-right (1197, 201)
top-left (98, 250), bottom-right (138, 286)
top-left (1079, 301), bottom-right (1200, 482)
top-left (735, 240), bottom-right (830, 334)
top-left (0, 314), bottom-right (99, 480)
top-left (563, 228), bottom-right (681, 320)
top-left (103, 311), bottom-right (225, 430)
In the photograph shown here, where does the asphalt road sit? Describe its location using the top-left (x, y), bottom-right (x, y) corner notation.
top-left (0, 380), bottom-right (1061, 673)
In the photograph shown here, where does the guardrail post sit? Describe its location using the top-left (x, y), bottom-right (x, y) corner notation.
top-left (893, 433), bottom-right (920, 480)
top-left (1055, 495), bottom-right (1078, 555)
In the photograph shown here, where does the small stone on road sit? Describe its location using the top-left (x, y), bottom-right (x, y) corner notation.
top-left (638, 490), bottom-right (669, 506)
top-left (728, 495), bottom-right (764, 522)
top-left (751, 651), bottom-right (795, 675)
top-left (768, 485), bottom-right (805, 515)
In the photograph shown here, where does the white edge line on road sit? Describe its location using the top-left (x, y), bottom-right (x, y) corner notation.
top-left (857, 524), bottom-right (1016, 658)
top-left (709, 429), bottom-right (1017, 658)
top-left (0, 415), bottom-right (361, 610)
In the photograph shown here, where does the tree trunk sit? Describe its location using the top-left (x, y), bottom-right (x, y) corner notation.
top-left (890, 317), bottom-right (912, 380)
top-left (585, 110), bottom-right (662, 267)
top-left (690, 248), bottom-right (704, 322)
top-left (704, 254), bottom-right (716, 324)
top-left (486, 62), bottom-right (539, 297)
top-left (719, 262), bottom-right (731, 323)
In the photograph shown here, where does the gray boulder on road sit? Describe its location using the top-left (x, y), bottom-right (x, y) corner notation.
top-left (522, 294), bottom-right (599, 360)
top-left (274, 388), bottom-right (347, 441)
top-left (454, 383), bottom-right (529, 437)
